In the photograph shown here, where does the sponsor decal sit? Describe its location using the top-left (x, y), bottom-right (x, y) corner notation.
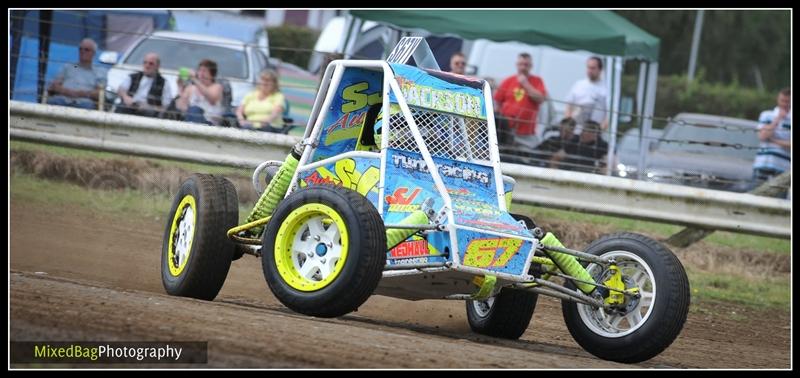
top-left (386, 187), bottom-right (423, 212)
top-left (301, 159), bottom-right (380, 197)
top-left (324, 81), bottom-right (382, 146)
top-left (386, 187), bottom-right (421, 204)
top-left (453, 197), bottom-right (499, 217)
top-left (391, 154), bottom-right (490, 186)
top-left (390, 256), bottom-right (430, 265)
top-left (389, 240), bottom-right (429, 257)
top-left (461, 218), bottom-right (524, 232)
top-left (396, 76), bottom-right (484, 119)
top-left (341, 82), bottom-right (382, 113)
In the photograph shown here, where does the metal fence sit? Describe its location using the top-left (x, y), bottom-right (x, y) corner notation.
top-left (9, 11), bottom-right (789, 197)
top-left (10, 101), bottom-right (791, 239)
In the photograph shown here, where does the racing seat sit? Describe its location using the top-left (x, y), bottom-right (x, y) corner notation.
top-left (357, 103), bottom-right (383, 150)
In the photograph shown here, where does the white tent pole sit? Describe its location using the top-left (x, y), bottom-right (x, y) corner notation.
top-left (637, 62), bottom-right (658, 178)
top-left (606, 57), bottom-right (622, 176)
top-left (636, 62), bottom-right (646, 117)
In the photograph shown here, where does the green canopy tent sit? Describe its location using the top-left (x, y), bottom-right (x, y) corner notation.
top-left (346, 9), bottom-right (661, 177)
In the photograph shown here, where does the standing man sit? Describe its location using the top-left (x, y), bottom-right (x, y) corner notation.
top-left (116, 52), bottom-right (173, 118)
top-left (494, 53), bottom-right (548, 149)
top-left (752, 87), bottom-right (791, 192)
top-left (564, 56), bottom-right (609, 132)
top-left (449, 52), bottom-right (466, 75)
top-left (47, 38), bottom-right (105, 109)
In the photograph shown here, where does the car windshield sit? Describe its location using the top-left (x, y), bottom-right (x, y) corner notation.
top-left (658, 121), bottom-right (759, 160)
top-left (125, 38), bottom-right (248, 79)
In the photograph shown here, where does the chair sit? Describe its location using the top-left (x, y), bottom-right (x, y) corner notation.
top-left (232, 96), bottom-right (297, 134)
top-left (218, 78), bottom-right (238, 127)
top-left (279, 98), bottom-right (295, 134)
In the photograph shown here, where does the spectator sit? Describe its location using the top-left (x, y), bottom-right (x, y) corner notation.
top-left (752, 87), bottom-right (791, 191)
top-left (115, 52), bottom-right (173, 118)
top-left (449, 52), bottom-right (466, 75)
top-left (46, 38), bottom-right (104, 109)
top-left (176, 59), bottom-right (224, 125)
top-left (563, 120), bottom-right (608, 173)
top-left (494, 53), bottom-right (548, 149)
top-left (537, 117), bottom-right (578, 168)
top-left (564, 56), bottom-right (609, 133)
top-left (236, 69), bottom-right (286, 132)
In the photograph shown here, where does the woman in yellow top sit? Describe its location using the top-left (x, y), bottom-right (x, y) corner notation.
top-left (236, 69), bottom-right (286, 132)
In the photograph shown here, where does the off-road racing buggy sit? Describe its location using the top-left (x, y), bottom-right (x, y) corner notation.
top-left (161, 38), bottom-right (690, 363)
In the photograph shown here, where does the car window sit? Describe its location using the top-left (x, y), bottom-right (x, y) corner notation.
top-left (125, 38), bottom-right (248, 79)
top-left (659, 121), bottom-right (759, 160)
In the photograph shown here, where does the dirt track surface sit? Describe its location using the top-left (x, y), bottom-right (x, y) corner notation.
top-left (10, 202), bottom-right (791, 368)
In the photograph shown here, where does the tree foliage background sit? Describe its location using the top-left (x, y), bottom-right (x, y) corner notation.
top-left (616, 10), bottom-right (790, 92)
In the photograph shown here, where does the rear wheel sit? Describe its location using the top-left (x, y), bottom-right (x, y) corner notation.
top-left (161, 174), bottom-right (238, 300)
top-left (262, 185), bottom-right (386, 318)
top-left (466, 288), bottom-right (538, 339)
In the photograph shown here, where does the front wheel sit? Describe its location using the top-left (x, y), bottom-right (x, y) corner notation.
top-left (561, 232), bottom-right (690, 363)
top-left (262, 185), bottom-right (386, 318)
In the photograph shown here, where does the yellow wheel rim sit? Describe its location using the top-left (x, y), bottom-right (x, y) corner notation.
top-left (274, 203), bottom-right (349, 292)
top-left (167, 195), bottom-right (197, 277)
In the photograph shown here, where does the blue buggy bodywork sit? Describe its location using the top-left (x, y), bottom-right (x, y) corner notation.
top-left (288, 59), bottom-right (540, 298)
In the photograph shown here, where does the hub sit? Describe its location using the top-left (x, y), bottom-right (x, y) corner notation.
top-left (315, 243), bottom-right (328, 257)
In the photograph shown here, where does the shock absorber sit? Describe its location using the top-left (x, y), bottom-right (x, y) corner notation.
top-left (244, 142), bottom-right (303, 236)
top-left (385, 210), bottom-right (430, 250)
top-left (539, 232), bottom-right (597, 294)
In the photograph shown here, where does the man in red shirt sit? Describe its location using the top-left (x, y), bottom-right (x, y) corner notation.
top-left (494, 53), bottom-right (548, 148)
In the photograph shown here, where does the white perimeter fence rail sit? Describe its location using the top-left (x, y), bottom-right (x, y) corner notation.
top-left (10, 101), bottom-right (790, 239)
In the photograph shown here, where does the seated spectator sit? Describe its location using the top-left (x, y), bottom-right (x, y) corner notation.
top-left (563, 120), bottom-right (609, 173)
top-left (537, 117), bottom-right (578, 168)
top-left (236, 69), bottom-right (286, 132)
top-left (175, 59), bottom-right (224, 125)
top-left (115, 52), bottom-right (173, 118)
top-left (46, 38), bottom-right (104, 109)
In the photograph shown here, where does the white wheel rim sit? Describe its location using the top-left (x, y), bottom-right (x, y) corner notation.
top-left (174, 206), bottom-right (195, 268)
top-left (577, 250), bottom-right (656, 338)
top-left (472, 297), bottom-right (496, 318)
top-left (291, 216), bottom-right (343, 283)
